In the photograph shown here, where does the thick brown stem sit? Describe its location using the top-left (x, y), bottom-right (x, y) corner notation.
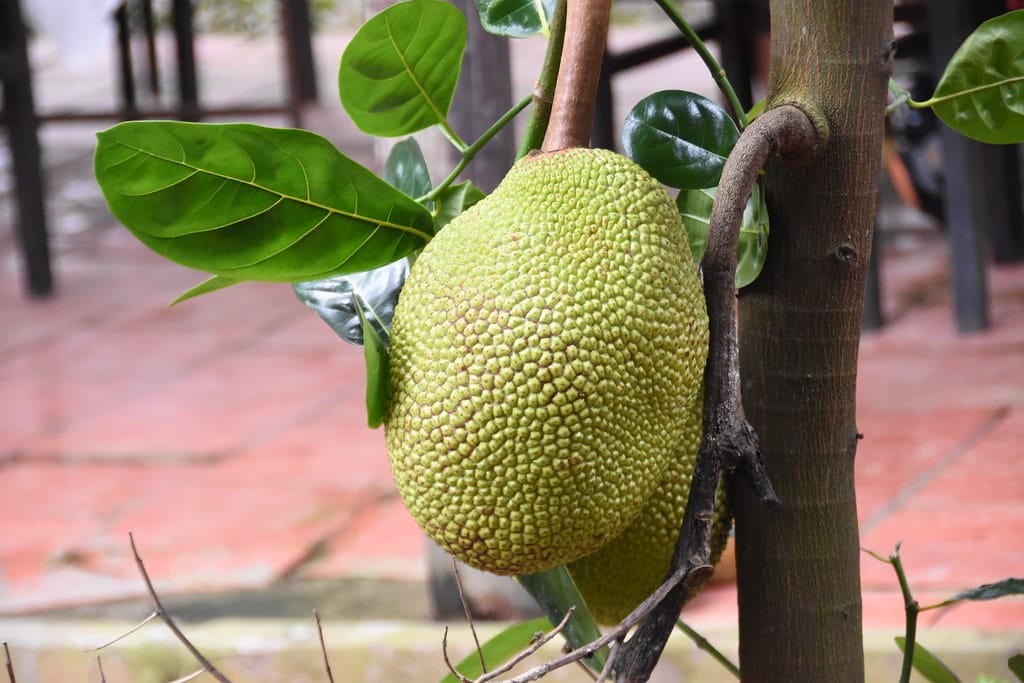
top-left (541, 0), bottom-right (612, 151)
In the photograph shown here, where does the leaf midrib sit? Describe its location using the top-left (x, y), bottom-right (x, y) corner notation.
top-left (112, 141), bottom-right (433, 243)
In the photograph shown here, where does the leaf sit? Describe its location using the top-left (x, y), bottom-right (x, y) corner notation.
top-left (895, 637), bottom-right (962, 683)
top-left (926, 578), bottom-right (1024, 609)
top-left (170, 274), bottom-right (243, 305)
top-left (293, 257), bottom-right (408, 346)
top-left (385, 138), bottom-right (432, 199)
top-left (95, 121), bottom-right (433, 282)
top-left (676, 181), bottom-right (769, 288)
top-left (1009, 653), bottom-right (1024, 681)
top-left (339, 0), bottom-right (466, 137)
top-left (677, 186), bottom-right (714, 265)
top-left (518, 565), bottom-right (607, 673)
top-left (474, 0), bottom-right (556, 38)
top-left (434, 180), bottom-right (486, 231)
top-left (354, 298), bottom-right (390, 428)
top-left (623, 90), bottom-right (740, 189)
top-left (736, 182), bottom-right (770, 288)
top-left (437, 617), bottom-right (550, 683)
top-left (929, 9), bottom-right (1024, 144)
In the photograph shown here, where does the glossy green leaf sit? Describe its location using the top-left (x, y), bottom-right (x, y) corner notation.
top-left (895, 637), bottom-right (962, 683)
top-left (95, 121), bottom-right (433, 282)
top-left (926, 578), bottom-right (1024, 609)
top-left (437, 617), bottom-right (550, 683)
top-left (677, 186), bottom-right (714, 265)
top-left (929, 9), bottom-right (1024, 144)
top-left (169, 274), bottom-right (244, 305)
top-left (294, 258), bottom-right (407, 346)
top-left (736, 182), bottom-right (770, 288)
top-left (339, 0), bottom-right (466, 137)
top-left (475, 0), bottom-right (556, 38)
top-left (385, 138), bottom-right (432, 199)
top-left (519, 565), bottom-right (607, 673)
top-left (676, 181), bottom-right (769, 288)
top-left (354, 298), bottom-right (390, 428)
top-left (1008, 653), bottom-right (1024, 681)
top-left (623, 90), bottom-right (740, 189)
top-left (433, 180), bottom-right (486, 231)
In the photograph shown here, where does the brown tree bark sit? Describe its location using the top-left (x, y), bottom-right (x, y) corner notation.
top-left (734, 2), bottom-right (892, 681)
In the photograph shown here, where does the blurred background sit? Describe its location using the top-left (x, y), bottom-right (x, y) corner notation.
top-left (2, 1), bottom-right (1023, 680)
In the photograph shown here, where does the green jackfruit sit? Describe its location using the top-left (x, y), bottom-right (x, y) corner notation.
top-left (568, 392), bottom-right (732, 624)
top-left (384, 147), bottom-right (709, 576)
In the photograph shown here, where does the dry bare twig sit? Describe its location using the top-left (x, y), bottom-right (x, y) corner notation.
top-left (314, 610), bottom-right (336, 683)
top-left (128, 533), bottom-right (233, 683)
top-left (4, 642), bottom-right (16, 683)
top-left (453, 560), bottom-right (487, 675)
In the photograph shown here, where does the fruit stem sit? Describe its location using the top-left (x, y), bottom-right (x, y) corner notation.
top-left (541, 0), bottom-right (613, 152)
top-left (518, 0), bottom-right (567, 159)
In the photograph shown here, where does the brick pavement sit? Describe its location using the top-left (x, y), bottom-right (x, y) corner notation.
top-left (1, 24), bottom-right (1022, 648)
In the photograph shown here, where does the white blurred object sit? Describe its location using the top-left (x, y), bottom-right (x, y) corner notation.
top-left (22, 0), bottom-right (122, 72)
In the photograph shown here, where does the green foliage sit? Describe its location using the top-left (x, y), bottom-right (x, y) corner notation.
top-left (474, 0), bottom-right (556, 38)
top-left (355, 298), bottom-right (391, 428)
top-left (1009, 654), bottom-right (1024, 681)
top-left (895, 637), bottom-right (962, 683)
top-left (517, 566), bottom-right (607, 673)
top-left (94, 121), bottom-right (432, 282)
top-left (623, 90), bottom-right (740, 189)
top-left (385, 138), bottom-right (433, 199)
top-left (438, 617), bottom-right (550, 683)
top-left (433, 181), bottom-right (487, 230)
top-left (928, 9), bottom-right (1024, 144)
top-left (676, 182), bottom-right (769, 288)
top-left (924, 578), bottom-right (1024, 610)
top-left (170, 275), bottom-right (243, 305)
top-left (339, 0), bottom-right (466, 138)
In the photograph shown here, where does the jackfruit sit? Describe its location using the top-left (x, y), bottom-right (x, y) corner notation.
top-left (567, 392), bottom-right (731, 624)
top-left (384, 147), bottom-right (708, 576)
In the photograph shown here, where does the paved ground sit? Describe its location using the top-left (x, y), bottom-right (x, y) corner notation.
top-left (1, 14), bottom-right (1022, 673)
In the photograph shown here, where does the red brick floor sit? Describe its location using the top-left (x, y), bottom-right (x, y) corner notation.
top-left (3, 223), bottom-right (1023, 637)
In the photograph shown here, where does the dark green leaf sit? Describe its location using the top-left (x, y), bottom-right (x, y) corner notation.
top-left (169, 274), bottom-right (243, 305)
top-left (339, 0), bottom-right (466, 137)
top-left (474, 0), bottom-right (556, 38)
top-left (676, 186), bottom-right (714, 265)
top-left (930, 9), bottom-right (1024, 144)
top-left (676, 182), bottom-right (769, 288)
top-left (623, 90), bottom-right (740, 189)
top-left (437, 617), bottom-right (550, 683)
top-left (519, 566), bottom-right (607, 673)
top-left (736, 182), bottom-right (770, 288)
top-left (927, 578), bottom-right (1024, 609)
top-left (95, 121), bottom-right (433, 282)
top-left (385, 138), bottom-right (432, 198)
top-left (293, 258), bottom-right (408, 346)
top-left (354, 298), bottom-right (390, 428)
top-left (1008, 653), bottom-right (1024, 681)
top-left (434, 180), bottom-right (486, 231)
top-left (895, 637), bottom-right (962, 683)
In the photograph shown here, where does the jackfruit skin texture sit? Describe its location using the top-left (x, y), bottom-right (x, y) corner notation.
top-left (384, 147), bottom-right (709, 576)
top-left (567, 393), bottom-right (731, 624)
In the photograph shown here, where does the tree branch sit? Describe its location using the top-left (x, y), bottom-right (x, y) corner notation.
top-left (541, 0), bottom-right (613, 151)
top-left (612, 104), bottom-right (821, 682)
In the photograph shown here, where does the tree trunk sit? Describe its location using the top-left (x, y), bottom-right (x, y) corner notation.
top-left (734, 2), bottom-right (892, 681)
